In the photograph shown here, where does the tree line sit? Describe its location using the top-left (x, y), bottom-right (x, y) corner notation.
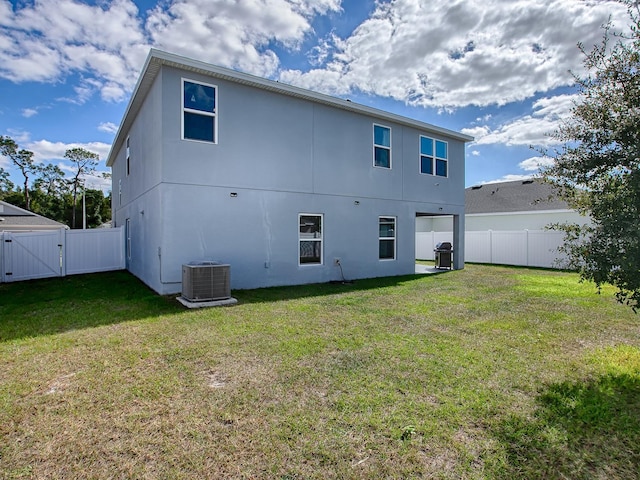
top-left (0, 135), bottom-right (110, 229)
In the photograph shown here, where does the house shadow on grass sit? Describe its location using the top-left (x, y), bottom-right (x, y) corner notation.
top-left (1, 270), bottom-right (450, 341)
top-left (232, 272), bottom-right (450, 305)
top-left (493, 373), bottom-right (640, 479)
top-left (0, 271), bottom-right (182, 342)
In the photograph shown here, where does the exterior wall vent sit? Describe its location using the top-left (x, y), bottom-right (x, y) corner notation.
top-left (182, 262), bottom-right (231, 301)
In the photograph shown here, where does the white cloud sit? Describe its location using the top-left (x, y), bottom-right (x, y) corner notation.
top-left (0, 0), bottom-right (342, 104)
top-left (98, 122), bottom-right (119, 134)
top-left (21, 108), bottom-right (38, 118)
top-left (0, 0), bottom-right (147, 100)
top-left (474, 155), bottom-right (554, 187)
top-left (460, 125), bottom-right (491, 141)
top-left (25, 139), bottom-right (111, 164)
top-left (471, 150), bottom-right (480, 156)
top-left (279, 0), bottom-right (628, 108)
top-left (307, 33), bottom-right (340, 67)
top-left (82, 170), bottom-right (112, 192)
top-left (519, 156), bottom-right (555, 172)
top-left (53, 160), bottom-right (111, 191)
top-left (4, 129), bottom-right (30, 144)
top-left (145, 0), bottom-right (341, 78)
top-left (1, 0), bottom-right (623, 114)
top-left (462, 93), bottom-right (579, 147)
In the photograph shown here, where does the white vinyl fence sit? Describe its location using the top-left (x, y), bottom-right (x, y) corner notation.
top-left (1, 227), bottom-right (125, 283)
top-left (416, 230), bottom-right (567, 269)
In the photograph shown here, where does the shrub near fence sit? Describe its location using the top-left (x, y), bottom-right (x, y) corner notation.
top-left (416, 230), bottom-right (567, 269)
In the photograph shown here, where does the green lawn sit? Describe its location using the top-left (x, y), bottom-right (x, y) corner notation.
top-left (1, 265), bottom-right (638, 479)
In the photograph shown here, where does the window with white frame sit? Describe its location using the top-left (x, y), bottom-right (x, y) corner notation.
top-left (373, 124), bottom-right (391, 168)
top-left (420, 136), bottom-right (448, 177)
top-left (379, 216), bottom-right (396, 260)
top-left (182, 79), bottom-right (217, 143)
top-left (299, 214), bottom-right (323, 265)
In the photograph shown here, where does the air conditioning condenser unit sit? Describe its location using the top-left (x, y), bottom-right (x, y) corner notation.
top-left (182, 262), bottom-right (231, 302)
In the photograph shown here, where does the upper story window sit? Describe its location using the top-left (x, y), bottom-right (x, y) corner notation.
top-left (182, 79), bottom-right (217, 143)
top-left (420, 136), bottom-right (434, 175)
top-left (420, 136), bottom-right (448, 177)
top-left (435, 139), bottom-right (448, 177)
top-left (373, 124), bottom-right (391, 168)
top-left (299, 214), bottom-right (323, 265)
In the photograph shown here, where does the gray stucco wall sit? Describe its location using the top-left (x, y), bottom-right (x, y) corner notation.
top-left (149, 183), bottom-right (460, 293)
top-left (113, 70), bottom-right (164, 211)
top-left (113, 64), bottom-right (466, 294)
top-left (159, 66), bottom-right (465, 205)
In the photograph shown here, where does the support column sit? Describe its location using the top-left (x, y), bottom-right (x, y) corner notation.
top-left (453, 214), bottom-right (465, 270)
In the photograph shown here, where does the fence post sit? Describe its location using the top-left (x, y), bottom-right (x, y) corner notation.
top-left (60, 228), bottom-right (67, 277)
top-left (2, 232), bottom-right (11, 282)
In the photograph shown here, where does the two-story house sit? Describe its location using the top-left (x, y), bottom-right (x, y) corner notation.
top-left (107, 49), bottom-right (472, 295)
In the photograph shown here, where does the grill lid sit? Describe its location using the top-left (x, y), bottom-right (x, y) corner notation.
top-left (435, 242), bottom-right (452, 250)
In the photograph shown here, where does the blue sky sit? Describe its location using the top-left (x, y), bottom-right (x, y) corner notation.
top-left (0, 0), bottom-right (631, 192)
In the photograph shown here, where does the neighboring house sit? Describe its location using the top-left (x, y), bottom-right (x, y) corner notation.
top-left (417, 179), bottom-right (589, 232)
top-left (0, 201), bottom-right (68, 232)
top-left (107, 49), bottom-right (472, 295)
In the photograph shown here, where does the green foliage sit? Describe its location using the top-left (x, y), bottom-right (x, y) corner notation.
top-left (0, 167), bottom-right (13, 198)
top-left (0, 135), bottom-right (36, 209)
top-left (0, 135), bottom-right (109, 228)
top-left (400, 425), bottom-right (416, 441)
top-left (28, 164), bottom-right (69, 222)
top-left (542, 1), bottom-right (640, 311)
top-left (34, 163), bottom-right (68, 197)
top-left (64, 147), bottom-right (100, 229)
top-left (82, 188), bottom-right (111, 228)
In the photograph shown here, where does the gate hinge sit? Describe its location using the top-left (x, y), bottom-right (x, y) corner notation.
top-left (5, 272), bottom-right (12, 275)
top-left (4, 239), bottom-right (11, 243)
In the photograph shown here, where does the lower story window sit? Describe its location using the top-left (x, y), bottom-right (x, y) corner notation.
top-left (379, 216), bottom-right (396, 260)
top-left (299, 214), bottom-right (323, 264)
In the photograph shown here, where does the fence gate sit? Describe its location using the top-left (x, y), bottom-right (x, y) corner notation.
top-left (2, 230), bottom-right (64, 282)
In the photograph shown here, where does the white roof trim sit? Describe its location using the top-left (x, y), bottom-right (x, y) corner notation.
top-left (107, 49), bottom-right (473, 166)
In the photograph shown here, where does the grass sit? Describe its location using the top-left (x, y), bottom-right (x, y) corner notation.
top-left (1, 265), bottom-right (638, 479)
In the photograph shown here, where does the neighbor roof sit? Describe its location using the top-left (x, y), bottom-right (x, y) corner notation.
top-left (0, 201), bottom-right (68, 231)
top-left (465, 179), bottom-right (570, 214)
top-left (107, 49), bottom-right (473, 167)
